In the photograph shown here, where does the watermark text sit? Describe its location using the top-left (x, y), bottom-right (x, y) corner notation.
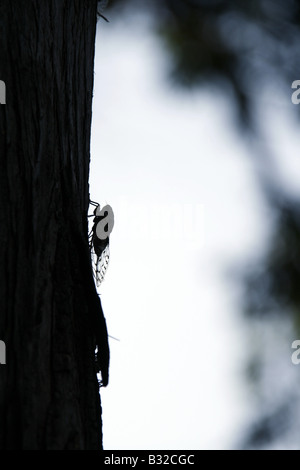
top-left (0, 340), bottom-right (6, 365)
top-left (0, 80), bottom-right (6, 105)
top-left (291, 80), bottom-right (300, 104)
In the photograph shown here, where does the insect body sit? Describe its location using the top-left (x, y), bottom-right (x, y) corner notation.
top-left (89, 200), bottom-right (114, 286)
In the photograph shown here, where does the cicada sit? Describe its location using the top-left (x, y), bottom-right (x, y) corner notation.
top-left (89, 200), bottom-right (114, 286)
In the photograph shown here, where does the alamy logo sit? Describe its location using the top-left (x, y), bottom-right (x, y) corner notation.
top-left (0, 80), bottom-right (6, 105)
top-left (0, 340), bottom-right (6, 365)
top-left (291, 80), bottom-right (300, 105)
top-left (291, 340), bottom-right (300, 365)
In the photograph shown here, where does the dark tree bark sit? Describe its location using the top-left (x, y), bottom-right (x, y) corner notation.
top-left (0, 0), bottom-right (109, 450)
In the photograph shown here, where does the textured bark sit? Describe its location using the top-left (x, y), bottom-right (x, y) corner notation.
top-left (0, 0), bottom-right (109, 450)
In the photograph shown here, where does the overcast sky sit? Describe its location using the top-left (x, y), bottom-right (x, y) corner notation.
top-left (90, 13), bottom-right (300, 450)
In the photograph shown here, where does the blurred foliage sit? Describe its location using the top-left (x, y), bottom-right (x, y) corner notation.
top-left (101, 0), bottom-right (300, 449)
top-left (106, 0), bottom-right (300, 127)
top-left (243, 199), bottom-right (300, 324)
top-left (244, 400), bottom-right (294, 449)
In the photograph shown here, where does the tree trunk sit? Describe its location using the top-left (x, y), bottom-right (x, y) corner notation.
top-left (0, 0), bottom-right (109, 450)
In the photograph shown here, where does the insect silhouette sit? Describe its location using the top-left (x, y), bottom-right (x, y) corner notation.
top-left (89, 200), bottom-right (114, 286)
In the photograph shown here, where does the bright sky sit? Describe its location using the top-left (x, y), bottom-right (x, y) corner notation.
top-left (90, 13), bottom-right (300, 450)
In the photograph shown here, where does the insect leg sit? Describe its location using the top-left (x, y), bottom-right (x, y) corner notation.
top-left (89, 200), bottom-right (99, 207)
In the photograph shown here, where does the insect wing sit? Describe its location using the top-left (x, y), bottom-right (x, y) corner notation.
top-left (95, 244), bottom-right (110, 286)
